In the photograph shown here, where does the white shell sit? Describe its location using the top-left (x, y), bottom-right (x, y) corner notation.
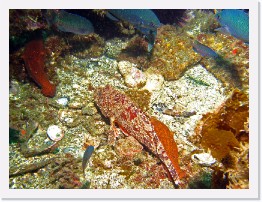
top-left (47, 125), bottom-right (64, 141)
top-left (191, 152), bottom-right (216, 166)
top-left (57, 97), bottom-right (69, 106)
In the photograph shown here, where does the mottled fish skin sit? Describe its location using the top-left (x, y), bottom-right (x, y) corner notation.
top-left (50, 10), bottom-right (94, 35)
top-left (94, 85), bottom-right (184, 185)
top-left (192, 40), bottom-right (219, 58)
top-left (215, 9), bottom-right (249, 43)
top-left (82, 145), bottom-right (94, 174)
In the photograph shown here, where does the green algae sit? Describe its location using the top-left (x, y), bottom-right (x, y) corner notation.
top-left (189, 171), bottom-right (212, 189)
top-left (9, 128), bottom-right (20, 144)
top-left (186, 75), bottom-right (210, 86)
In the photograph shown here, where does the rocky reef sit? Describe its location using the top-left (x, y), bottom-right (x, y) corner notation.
top-left (9, 9), bottom-right (249, 189)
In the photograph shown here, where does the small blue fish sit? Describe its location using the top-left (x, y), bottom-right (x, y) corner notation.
top-left (192, 40), bottom-right (219, 59)
top-left (82, 145), bottom-right (94, 174)
top-left (107, 9), bottom-right (161, 52)
top-left (215, 9), bottom-right (249, 43)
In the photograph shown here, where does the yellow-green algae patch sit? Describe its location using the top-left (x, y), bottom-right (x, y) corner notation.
top-left (147, 25), bottom-right (201, 81)
top-left (125, 89), bottom-right (151, 111)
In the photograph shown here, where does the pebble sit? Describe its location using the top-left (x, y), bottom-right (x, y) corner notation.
top-left (57, 97), bottom-right (69, 107)
top-left (47, 125), bottom-right (64, 142)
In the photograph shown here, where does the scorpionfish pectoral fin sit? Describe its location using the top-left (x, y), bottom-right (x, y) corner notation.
top-left (150, 117), bottom-right (186, 180)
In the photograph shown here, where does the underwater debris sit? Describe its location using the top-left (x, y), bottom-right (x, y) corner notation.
top-left (23, 39), bottom-right (56, 97)
top-left (94, 84), bottom-right (185, 186)
top-left (215, 9), bottom-right (249, 43)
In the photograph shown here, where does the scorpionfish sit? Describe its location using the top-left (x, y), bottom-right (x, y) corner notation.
top-left (94, 84), bottom-right (185, 184)
top-left (23, 39), bottom-right (56, 97)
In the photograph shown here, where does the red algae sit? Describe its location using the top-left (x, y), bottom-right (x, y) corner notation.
top-left (94, 84), bottom-right (184, 185)
top-left (23, 39), bottom-right (56, 97)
